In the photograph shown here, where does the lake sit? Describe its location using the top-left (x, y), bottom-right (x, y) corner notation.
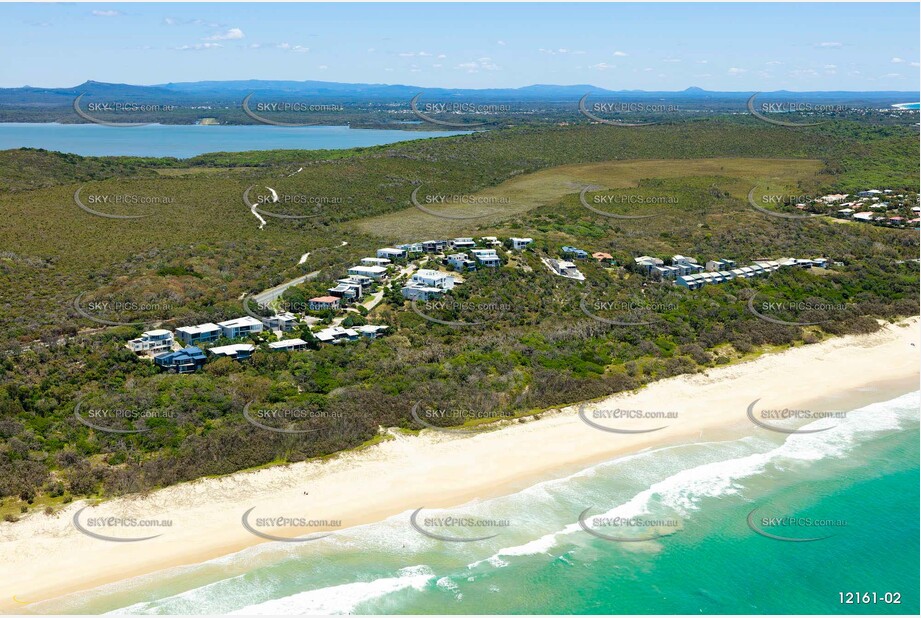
top-left (0, 123), bottom-right (469, 158)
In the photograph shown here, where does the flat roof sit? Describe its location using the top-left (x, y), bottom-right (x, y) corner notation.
top-left (209, 343), bottom-right (255, 355)
top-left (268, 338), bottom-right (308, 349)
top-left (310, 296), bottom-right (340, 303)
top-left (217, 316), bottom-right (263, 328)
top-left (176, 323), bottom-right (220, 334)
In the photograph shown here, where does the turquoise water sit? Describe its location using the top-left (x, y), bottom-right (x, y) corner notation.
top-left (0, 123), bottom-right (468, 158)
top-left (34, 391), bottom-right (919, 615)
top-left (892, 103), bottom-right (920, 110)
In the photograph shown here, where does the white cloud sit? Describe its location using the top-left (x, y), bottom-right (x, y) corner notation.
top-left (497, 40), bottom-right (507, 46)
top-left (590, 62), bottom-right (615, 70)
top-left (815, 41), bottom-right (842, 48)
top-left (911, 62), bottom-right (921, 68)
top-left (92, 10), bottom-right (121, 17)
top-left (727, 67), bottom-right (746, 75)
top-left (765, 60), bottom-right (782, 66)
top-left (163, 17), bottom-right (177, 25)
top-left (882, 73), bottom-right (901, 78)
top-left (891, 57), bottom-right (904, 64)
top-left (175, 43), bottom-right (223, 51)
top-left (539, 48), bottom-right (583, 55)
top-left (612, 51), bottom-right (628, 57)
top-left (437, 54), bottom-right (446, 59)
top-left (456, 57), bottom-right (500, 73)
top-left (318, 65), bottom-right (328, 70)
top-left (662, 58), bottom-right (682, 63)
top-left (205, 27), bottom-right (244, 41)
top-left (277, 43), bottom-right (309, 53)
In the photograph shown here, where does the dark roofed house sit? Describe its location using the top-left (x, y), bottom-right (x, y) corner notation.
top-left (154, 346), bottom-right (207, 373)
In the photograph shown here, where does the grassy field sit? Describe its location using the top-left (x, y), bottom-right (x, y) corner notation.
top-left (353, 157), bottom-right (827, 239)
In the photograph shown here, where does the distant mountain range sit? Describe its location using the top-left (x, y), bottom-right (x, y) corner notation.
top-left (1, 80), bottom-right (917, 105)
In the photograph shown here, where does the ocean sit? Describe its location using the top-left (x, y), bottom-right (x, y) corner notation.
top-left (32, 391), bottom-right (920, 615)
top-left (0, 123), bottom-right (468, 158)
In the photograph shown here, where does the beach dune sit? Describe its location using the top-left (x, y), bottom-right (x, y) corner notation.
top-left (1, 318), bottom-right (918, 612)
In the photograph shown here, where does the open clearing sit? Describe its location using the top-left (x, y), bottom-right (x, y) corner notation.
top-left (352, 157), bottom-right (826, 240)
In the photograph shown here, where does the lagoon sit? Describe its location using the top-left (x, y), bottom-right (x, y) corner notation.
top-left (0, 123), bottom-right (468, 158)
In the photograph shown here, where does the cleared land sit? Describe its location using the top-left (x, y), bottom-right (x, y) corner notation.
top-left (352, 157), bottom-right (827, 239)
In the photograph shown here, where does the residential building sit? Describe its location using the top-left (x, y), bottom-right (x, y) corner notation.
top-left (354, 324), bottom-right (389, 339)
top-left (510, 237), bottom-right (533, 250)
top-left (634, 256), bottom-right (664, 273)
top-left (449, 237), bottom-right (476, 250)
top-left (545, 258), bottom-right (585, 280)
top-left (268, 338), bottom-right (309, 352)
top-left (154, 346), bottom-right (207, 373)
top-left (397, 242), bottom-right (424, 254)
top-left (175, 323), bottom-right (220, 346)
top-left (309, 296), bottom-right (341, 311)
top-left (377, 248), bottom-right (406, 260)
top-left (338, 274), bottom-right (374, 290)
top-left (314, 326), bottom-right (360, 344)
top-left (422, 240), bottom-right (448, 253)
top-left (562, 246), bottom-right (588, 259)
top-left (328, 282), bottom-right (362, 301)
top-left (411, 269), bottom-right (455, 290)
top-left (592, 252), bottom-right (615, 264)
top-left (470, 248), bottom-right (501, 267)
top-left (361, 257), bottom-right (391, 267)
top-left (347, 265), bottom-right (388, 280)
top-left (208, 343), bottom-right (255, 360)
top-left (479, 236), bottom-right (502, 247)
top-left (128, 329), bottom-right (174, 354)
top-left (217, 316), bottom-right (263, 340)
top-left (265, 312), bottom-right (298, 332)
top-left (705, 258), bottom-right (737, 271)
top-left (401, 285), bottom-right (443, 301)
top-left (446, 253), bottom-right (477, 271)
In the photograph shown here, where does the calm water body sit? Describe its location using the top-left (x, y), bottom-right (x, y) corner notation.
top-left (34, 391), bottom-right (920, 615)
top-left (0, 123), bottom-right (468, 158)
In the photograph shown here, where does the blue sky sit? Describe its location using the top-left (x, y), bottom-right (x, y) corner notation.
top-left (1, 3), bottom-right (918, 90)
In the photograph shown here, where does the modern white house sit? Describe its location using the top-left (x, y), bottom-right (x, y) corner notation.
top-left (447, 253), bottom-right (477, 271)
top-left (510, 237), bottom-right (533, 250)
top-left (422, 240), bottom-right (448, 253)
top-left (705, 258), bottom-right (737, 271)
top-left (314, 326), bottom-right (360, 344)
top-left (175, 323), bottom-right (221, 345)
top-left (354, 324), bottom-right (389, 339)
top-left (268, 338), bottom-right (309, 351)
top-left (545, 258), bottom-right (585, 280)
top-left (634, 256), bottom-right (664, 273)
top-left (347, 265), bottom-right (388, 280)
top-left (671, 255), bottom-right (704, 276)
top-left (128, 329), bottom-right (174, 354)
top-left (376, 248), bottom-right (407, 260)
top-left (411, 269), bottom-right (455, 290)
top-left (265, 312), bottom-right (298, 332)
top-left (361, 257), bottom-right (391, 267)
top-left (449, 237), bottom-right (476, 250)
top-left (217, 316), bottom-right (263, 340)
top-left (400, 284), bottom-right (444, 301)
top-left (208, 343), bottom-right (255, 360)
top-left (470, 248), bottom-right (501, 267)
top-left (328, 282), bottom-right (363, 301)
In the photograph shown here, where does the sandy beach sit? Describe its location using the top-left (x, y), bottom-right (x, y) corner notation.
top-left (1, 318), bottom-right (918, 612)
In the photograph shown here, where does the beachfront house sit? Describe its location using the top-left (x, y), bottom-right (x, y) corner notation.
top-left (377, 248), bottom-right (407, 260)
top-left (175, 323), bottom-right (221, 346)
top-left (447, 253), bottom-right (477, 271)
top-left (268, 338), bottom-right (309, 352)
top-left (127, 329), bottom-right (174, 355)
top-left (397, 242), bottom-right (424, 255)
top-left (510, 237), bottom-right (533, 250)
top-left (154, 346), bottom-right (207, 373)
top-left (208, 343), bottom-right (255, 360)
top-left (479, 236), bottom-right (502, 247)
top-left (217, 316), bottom-right (263, 340)
top-left (470, 248), bottom-right (501, 267)
top-left (400, 284), bottom-right (443, 301)
top-left (309, 296), bottom-right (341, 311)
top-left (347, 265), bottom-right (388, 280)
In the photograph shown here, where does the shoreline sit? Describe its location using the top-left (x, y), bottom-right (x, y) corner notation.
top-left (2, 318), bottom-right (918, 612)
